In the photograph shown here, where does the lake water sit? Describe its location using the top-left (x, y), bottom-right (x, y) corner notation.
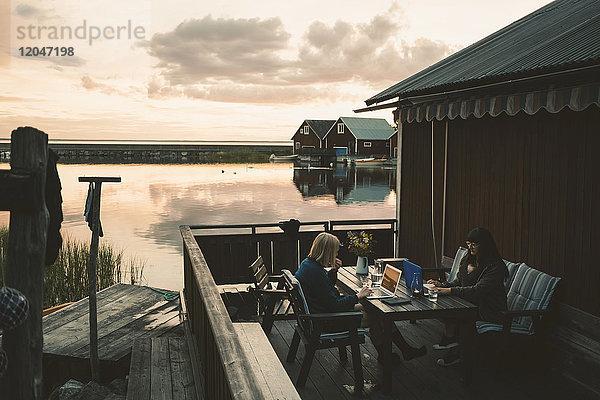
top-left (0, 163), bottom-right (396, 290)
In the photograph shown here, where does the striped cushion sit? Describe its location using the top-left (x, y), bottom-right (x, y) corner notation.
top-left (320, 328), bottom-right (369, 341)
top-left (503, 260), bottom-right (520, 291)
top-left (448, 247), bottom-right (468, 282)
top-left (505, 263), bottom-right (561, 334)
top-left (476, 320), bottom-right (532, 335)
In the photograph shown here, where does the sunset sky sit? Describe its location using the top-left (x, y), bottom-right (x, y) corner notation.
top-left (0, 0), bottom-right (553, 142)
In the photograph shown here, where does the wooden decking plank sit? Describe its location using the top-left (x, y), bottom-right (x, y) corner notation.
top-left (234, 322), bottom-right (300, 400)
top-left (269, 319), bottom-right (322, 399)
top-left (181, 318), bottom-right (205, 400)
top-left (96, 306), bottom-right (180, 360)
top-left (233, 323), bottom-right (276, 399)
top-left (275, 319), bottom-right (354, 400)
top-left (47, 292), bottom-right (173, 356)
top-left (44, 286), bottom-right (165, 354)
top-left (73, 304), bottom-right (180, 360)
top-left (168, 337), bottom-right (197, 400)
top-left (43, 284), bottom-right (139, 332)
top-left (151, 337), bottom-right (173, 400)
top-left (126, 338), bottom-right (152, 400)
top-left (268, 318), bottom-right (577, 400)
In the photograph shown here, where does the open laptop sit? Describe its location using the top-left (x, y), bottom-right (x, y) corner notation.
top-left (403, 260), bottom-right (423, 293)
top-left (356, 264), bottom-right (402, 299)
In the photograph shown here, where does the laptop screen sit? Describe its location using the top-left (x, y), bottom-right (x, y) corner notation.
top-left (402, 260), bottom-right (423, 292)
top-left (381, 264), bottom-right (401, 293)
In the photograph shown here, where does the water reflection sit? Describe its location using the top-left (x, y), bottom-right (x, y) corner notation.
top-left (293, 166), bottom-right (396, 204)
top-left (0, 163), bottom-right (395, 290)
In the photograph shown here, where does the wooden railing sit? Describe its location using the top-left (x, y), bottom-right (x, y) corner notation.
top-left (190, 219), bottom-right (397, 284)
top-left (181, 225), bottom-right (272, 399)
top-left (180, 219), bottom-right (396, 398)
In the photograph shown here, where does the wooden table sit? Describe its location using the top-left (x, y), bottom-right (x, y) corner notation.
top-left (336, 266), bottom-right (479, 393)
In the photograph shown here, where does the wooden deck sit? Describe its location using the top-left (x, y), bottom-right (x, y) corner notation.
top-left (126, 337), bottom-right (198, 400)
top-left (266, 319), bottom-right (582, 400)
top-left (43, 283), bottom-right (181, 361)
top-left (40, 283), bottom-right (182, 393)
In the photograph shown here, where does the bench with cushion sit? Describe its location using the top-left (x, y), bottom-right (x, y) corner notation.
top-left (477, 262), bottom-right (560, 337)
top-left (441, 247), bottom-right (561, 337)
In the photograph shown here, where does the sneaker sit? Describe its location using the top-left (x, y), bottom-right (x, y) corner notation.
top-left (432, 335), bottom-right (458, 350)
top-left (437, 353), bottom-right (460, 367)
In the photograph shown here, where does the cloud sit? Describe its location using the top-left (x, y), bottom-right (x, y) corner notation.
top-left (0, 95), bottom-right (31, 102)
top-left (139, 15), bottom-right (291, 86)
top-left (12, 52), bottom-right (86, 69)
top-left (81, 75), bottom-right (119, 95)
top-left (287, 11), bottom-right (450, 85)
top-left (182, 83), bottom-right (339, 105)
top-left (81, 75), bottom-right (146, 98)
top-left (13, 3), bottom-right (60, 21)
top-left (142, 7), bottom-right (453, 105)
top-left (50, 55), bottom-right (86, 68)
top-left (14, 4), bottom-right (42, 18)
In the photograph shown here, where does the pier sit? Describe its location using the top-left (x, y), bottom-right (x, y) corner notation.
top-left (0, 140), bottom-right (293, 163)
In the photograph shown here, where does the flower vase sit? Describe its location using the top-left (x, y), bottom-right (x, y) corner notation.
top-left (355, 256), bottom-right (368, 275)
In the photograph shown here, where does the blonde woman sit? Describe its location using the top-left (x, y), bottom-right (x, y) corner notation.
top-left (295, 232), bottom-right (426, 364)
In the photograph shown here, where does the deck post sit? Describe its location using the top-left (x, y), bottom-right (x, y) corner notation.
top-left (0, 127), bottom-right (48, 400)
top-left (78, 176), bottom-right (121, 382)
top-left (88, 181), bottom-right (101, 382)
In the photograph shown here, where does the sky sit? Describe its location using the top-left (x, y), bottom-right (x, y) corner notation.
top-left (0, 0), bottom-right (554, 142)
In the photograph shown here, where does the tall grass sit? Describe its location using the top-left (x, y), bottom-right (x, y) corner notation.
top-left (0, 226), bottom-right (144, 308)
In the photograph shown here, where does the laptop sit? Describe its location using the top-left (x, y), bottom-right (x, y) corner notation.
top-left (403, 260), bottom-right (423, 293)
top-left (356, 264), bottom-right (402, 299)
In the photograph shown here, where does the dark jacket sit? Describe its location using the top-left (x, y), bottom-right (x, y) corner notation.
top-left (443, 257), bottom-right (508, 324)
top-left (294, 257), bottom-right (358, 313)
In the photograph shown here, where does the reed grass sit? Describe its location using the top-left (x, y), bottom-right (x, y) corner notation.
top-left (0, 225), bottom-right (144, 308)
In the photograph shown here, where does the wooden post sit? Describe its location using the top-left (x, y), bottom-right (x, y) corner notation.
top-left (0, 127), bottom-right (48, 400)
top-left (78, 176), bottom-right (120, 382)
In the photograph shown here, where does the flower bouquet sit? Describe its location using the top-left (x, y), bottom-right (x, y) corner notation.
top-left (347, 231), bottom-right (375, 274)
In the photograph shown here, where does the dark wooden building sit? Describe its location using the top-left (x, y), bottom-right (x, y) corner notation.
top-left (360, 0), bottom-right (600, 394)
top-left (291, 120), bottom-right (335, 154)
top-left (323, 117), bottom-right (395, 156)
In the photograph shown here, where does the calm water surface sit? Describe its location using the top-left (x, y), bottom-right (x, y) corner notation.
top-left (0, 163), bottom-right (396, 290)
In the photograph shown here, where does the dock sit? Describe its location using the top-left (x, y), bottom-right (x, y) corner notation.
top-left (41, 284), bottom-right (182, 392)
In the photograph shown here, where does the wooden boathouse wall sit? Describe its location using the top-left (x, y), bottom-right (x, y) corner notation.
top-left (397, 107), bottom-right (600, 317)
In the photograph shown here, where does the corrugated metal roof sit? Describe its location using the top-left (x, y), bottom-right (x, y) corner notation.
top-left (365, 0), bottom-right (600, 106)
top-left (340, 117), bottom-right (394, 140)
top-left (306, 120), bottom-right (335, 140)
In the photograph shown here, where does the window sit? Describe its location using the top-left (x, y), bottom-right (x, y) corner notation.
top-left (386, 142), bottom-right (390, 147)
top-left (303, 126), bottom-right (309, 134)
top-left (295, 142), bottom-right (300, 149)
top-left (302, 145), bottom-right (315, 148)
top-left (364, 142), bottom-right (372, 148)
top-left (337, 123), bottom-right (344, 134)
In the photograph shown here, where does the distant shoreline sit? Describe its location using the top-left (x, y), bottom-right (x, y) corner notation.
top-left (0, 138), bottom-right (291, 146)
top-left (0, 141), bottom-right (293, 164)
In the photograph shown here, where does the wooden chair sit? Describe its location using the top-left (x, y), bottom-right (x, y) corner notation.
top-left (248, 256), bottom-right (294, 334)
top-left (281, 269), bottom-right (366, 392)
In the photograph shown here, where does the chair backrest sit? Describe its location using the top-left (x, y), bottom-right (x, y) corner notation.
top-left (503, 259), bottom-right (520, 291)
top-left (448, 247), bottom-right (468, 282)
top-left (249, 256), bottom-right (269, 290)
top-left (282, 269), bottom-right (312, 335)
top-left (507, 263), bottom-right (561, 333)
